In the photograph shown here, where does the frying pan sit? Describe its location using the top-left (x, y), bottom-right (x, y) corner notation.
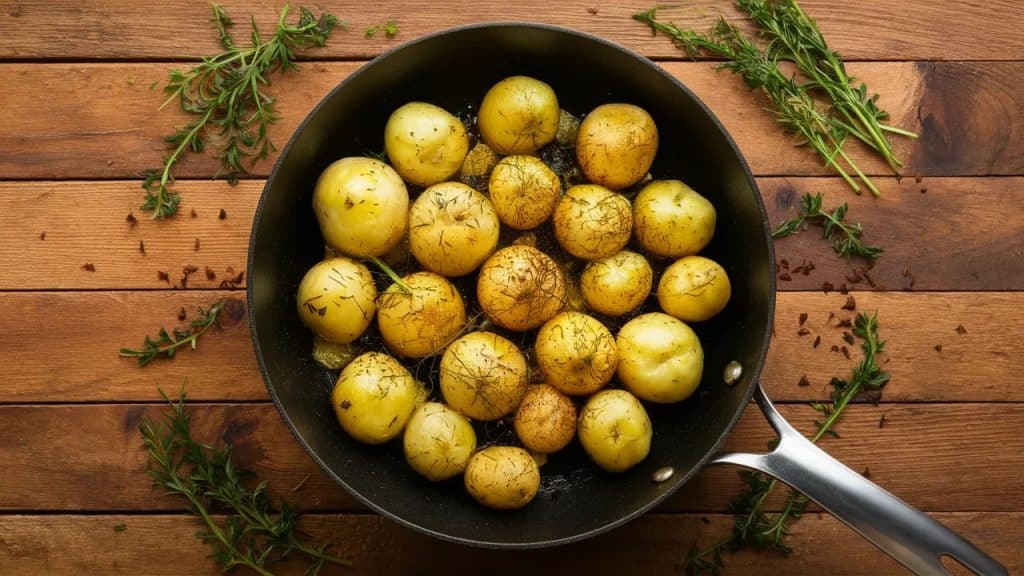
top-left (247, 23), bottom-right (1005, 575)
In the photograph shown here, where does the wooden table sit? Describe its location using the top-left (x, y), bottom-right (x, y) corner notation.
top-left (1, 1), bottom-right (1021, 574)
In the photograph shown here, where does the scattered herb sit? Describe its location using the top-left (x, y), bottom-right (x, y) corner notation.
top-left (842, 295), bottom-right (856, 310)
top-left (934, 344), bottom-right (942, 353)
top-left (82, 263), bottom-right (96, 272)
top-left (113, 523), bottom-right (127, 532)
top-left (364, 20), bottom-right (399, 38)
top-left (798, 313), bottom-right (808, 326)
top-left (842, 331), bottom-right (855, 345)
top-left (879, 413), bottom-right (888, 428)
top-left (181, 265), bottom-right (201, 289)
top-left (219, 208), bottom-right (228, 220)
top-left (39, 231), bottom-right (46, 240)
top-left (127, 211), bottom-right (138, 226)
top-left (812, 335), bottom-right (821, 348)
top-left (772, 193), bottom-right (883, 260)
top-left (178, 307), bottom-right (188, 321)
top-left (798, 375), bottom-right (810, 387)
top-left (205, 266), bottom-right (217, 280)
top-left (778, 272), bottom-right (792, 281)
top-left (956, 324), bottom-right (967, 335)
top-left (158, 270), bottom-right (171, 284)
top-left (191, 208), bottom-right (198, 218)
top-left (822, 281), bottom-right (834, 294)
top-left (119, 300), bottom-right (226, 366)
top-left (139, 240), bottom-right (147, 254)
top-left (195, 238), bottom-right (201, 252)
top-left (797, 327), bottom-right (810, 336)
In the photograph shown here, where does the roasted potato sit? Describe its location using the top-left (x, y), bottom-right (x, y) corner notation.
top-left (331, 352), bottom-right (421, 444)
top-left (633, 180), bottom-right (716, 258)
top-left (464, 446), bottom-right (541, 510)
top-left (617, 312), bottom-right (704, 403)
top-left (404, 402), bottom-right (477, 481)
top-left (579, 251), bottom-right (653, 317)
top-left (478, 76), bottom-right (560, 155)
top-left (384, 102), bottom-right (470, 186)
top-left (576, 103), bottom-right (658, 190)
top-left (658, 256), bottom-right (731, 322)
top-left (440, 331), bottom-right (529, 421)
top-left (296, 257), bottom-right (376, 344)
top-left (408, 181), bottom-right (500, 277)
top-left (578, 389), bottom-right (652, 472)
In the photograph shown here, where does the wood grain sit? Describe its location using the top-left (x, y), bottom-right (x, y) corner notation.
top-left (1, 62), bottom-right (1021, 180)
top-left (0, 291), bottom-right (1018, 402)
top-left (1, 402), bottom-right (1020, 513)
top-left (1, 0), bottom-right (1022, 61)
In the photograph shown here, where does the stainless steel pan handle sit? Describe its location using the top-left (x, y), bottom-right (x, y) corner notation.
top-left (711, 384), bottom-right (1006, 576)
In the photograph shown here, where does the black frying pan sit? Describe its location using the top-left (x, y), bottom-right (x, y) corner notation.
top-left (247, 23), bottom-right (1004, 575)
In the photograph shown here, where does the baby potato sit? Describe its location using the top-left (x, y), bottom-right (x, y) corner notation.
top-left (458, 141), bottom-right (501, 184)
top-left (331, 352), bottom-right (420, 444)
top-left (297, 257), bottom-right (377, 344)
top-left (617, 313), bottom-right (704, 404)
top-left (478, 75), bottom-right (560, 155)
top-left (535, 311), bottom-right (618, 396)
top-left (409, 182), bottom-right (500, 276)
top-left (576, 103), bottom-right (658, 190)
top-left (658, 256), bottom-right (732, 322)
top-left (404, 402), bottom-right (477, 481)
top-left (633, 180), bottom-right (716, 258)
top-left (313, 157), bottom-right (409, 258)
top-left (578, 389), bottom-right (652, 473)
top-left (377, 272), bottom-right (467, 358)
top-left (477, 245), bottom-right (567, 331)
top-left (580, 251), bottom-right (653, 317)
top-left (464, 446), bottom-right (541, 510)
top-left (384, 102), bottom-right (470, 187)
top-left (514, 384), bottom-right (577, 454)
top-left (440, 331), bottom-right (529, 421)
top-left (489, 155), bottom-right (561, 230)
top-left (553, 184), bottom-right (632, 260)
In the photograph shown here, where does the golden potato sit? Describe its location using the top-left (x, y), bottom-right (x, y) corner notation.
top-left (384, 102), bottom-right (470, 186)
top-left (514, 384), bottom-right (577, 453)
top-left (658, 256), bottom-right (732, 322)
top-left (534, 311), bottom-right (618, 396)
top-left (464, 446), bottom-right (541, 510)
top-left (296, 257), bottom-right (376, 344)
top-left (633, 180), bottom-right (716, 258)
top-left (617, 313), bottom-right (704, 403)
top-left (553, 184), bottom-right (632, 260)
top-left (578, 389), bottom-right (652, 472)
top-left (488, 155), bottom-right (561, 230)
top-left (331, 352), bottom-right (420, 444)
top-left (477, 245), bottom-right (567, 331)
top-left (409, 182), bottom-right (500, 276)
top-left (404, 402), bottom-right (477, 481)
top-left (580, 251), bottom-right (653, 317)
top-left (440, 331), bottom-right (529, 421)
top-left (458, 141), bottom-right (500, 183)
top-left (478, 76), bottom-right (559, 155)
top-left (313, 157), bottom-right (409, 258)
top-left (377, 272), bottom-right (467, 358)
top-left (576, 104), bottom-right (658, 190)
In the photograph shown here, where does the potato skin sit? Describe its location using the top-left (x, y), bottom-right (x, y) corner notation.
top-left (658, 256), bottom-right (732, 322)
top-left (296, 257), bottom-right (377, 344)
top-left (553, 184), bottom-right (632, 260)
top-left (440, 331), bottom-right (529, 421)
top-left (377, 272), bottom-right (467, 358)
top-left (633, 180), bottom-right (716, 258)
top-left (576, 104), bottom-right (658, 190)
top-left (514, 384), bottom-right (577, 454)
top-left (331, 352), bottom-right (420, 444)
top-left (313, 157), bottom-right (409, 258)
top-left (409, 182), bottom-right (500, 277)
top-left (404, 402), bottom-right (477, 481)
top-left (478, 76), bottom-right (559, 155)
top-left (464, 446), bottom-right (541, 510)
top-left (477, 245), bottom-right (567, 331)
top-left (384, 102), bottom-right (470, 187)
top-left (534, 311), bottom-right (618, 396)
top-left (617, 313), bottom-right (704, 403)
top-left (578, 389), bottom-right (652, 472)
top-left (489, 155), bottom-right (561, 230)
top-left (580, 251), bottom-right (653, 317)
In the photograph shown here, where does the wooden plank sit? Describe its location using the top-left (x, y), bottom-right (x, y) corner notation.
top-left (1, 0), bottom-right (1022, 61)
top-left (0, 512), bottom-right (1019, 575)
top-left (0, 291), bottom-right (1019, 402)
top-left (1, 62), bottom-right (1021, 180)
top-left (0, 402), bottom-right (1020, 513)
top-left (2, 177), bottom-right (1020, 291)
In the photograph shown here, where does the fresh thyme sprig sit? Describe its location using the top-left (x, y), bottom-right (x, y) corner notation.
top-left (772, 192), bottom-right (883, 260)
top-left (364, 20), bottom-right (399, 38)
top-left (143, 5), bottom-right (341, 219)
top-left (119, 300), bottom-right (226, 366)
top-left (141, 387), bottom-right (349, 575)
top-left (685, 312), bottom-right (890, 574)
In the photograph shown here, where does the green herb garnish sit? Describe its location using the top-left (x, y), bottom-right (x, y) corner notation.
top-left (364, 20), bottom-right (399, 38)
top-left (772, 192), bottom-right (883, 260)
top-left (119, 300), bottom-right (225, 366)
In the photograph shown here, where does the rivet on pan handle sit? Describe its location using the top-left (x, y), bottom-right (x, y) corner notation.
top-left (710, 384), bottom-right (1007, 576)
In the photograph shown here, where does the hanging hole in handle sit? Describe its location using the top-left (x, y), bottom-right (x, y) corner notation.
top-left (940, 553), bottom-right (976, 576)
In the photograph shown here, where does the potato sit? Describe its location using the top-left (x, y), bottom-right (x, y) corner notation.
top-left (296, 257), bottom-right (377, 344)
top-left (458, 141), bottom-right (500, 183)
top-left (553, 184), bottom-right (632, 260)
top-left (384, 102), bottom-right (470, 187)
top-left (440, 331), bottom-right (529, 421)
top-left (313, 157), bottom-right (409, 258)
top-left (555, 109), bottom-right (581, 146)
top-left (464, 446), bottom-right (541, 510)
top-left (404, 402), bottom-right (477, 481)
top-left (377, 272), bottom-right (467, 358)
top-left (578, 390), bottom-right (652, 472)
top-left (409, 182), bottom-right (500, 276)
top-left (633, 180), bottom-right (716, 258)
top-left (477, 245), bottom-right (567, 331)
top-left (488, 155), bottom-right (561, 230)
top-left (514, 384), bottom-right (577, 453)
top-left (617, 313), bottom-right (704, 403)
top-left (331, 352), bottom-right (420, 444)
top-left (658, 256), bottom-right (731, 322)
top-left (580, 251), bottom-right (653, 317)
top-left (576, 103), bottom-right (658, 190)
top-left (478, 75), bottom-right (559, 155)
top-left (534, 311), bottom-right (618, 396)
